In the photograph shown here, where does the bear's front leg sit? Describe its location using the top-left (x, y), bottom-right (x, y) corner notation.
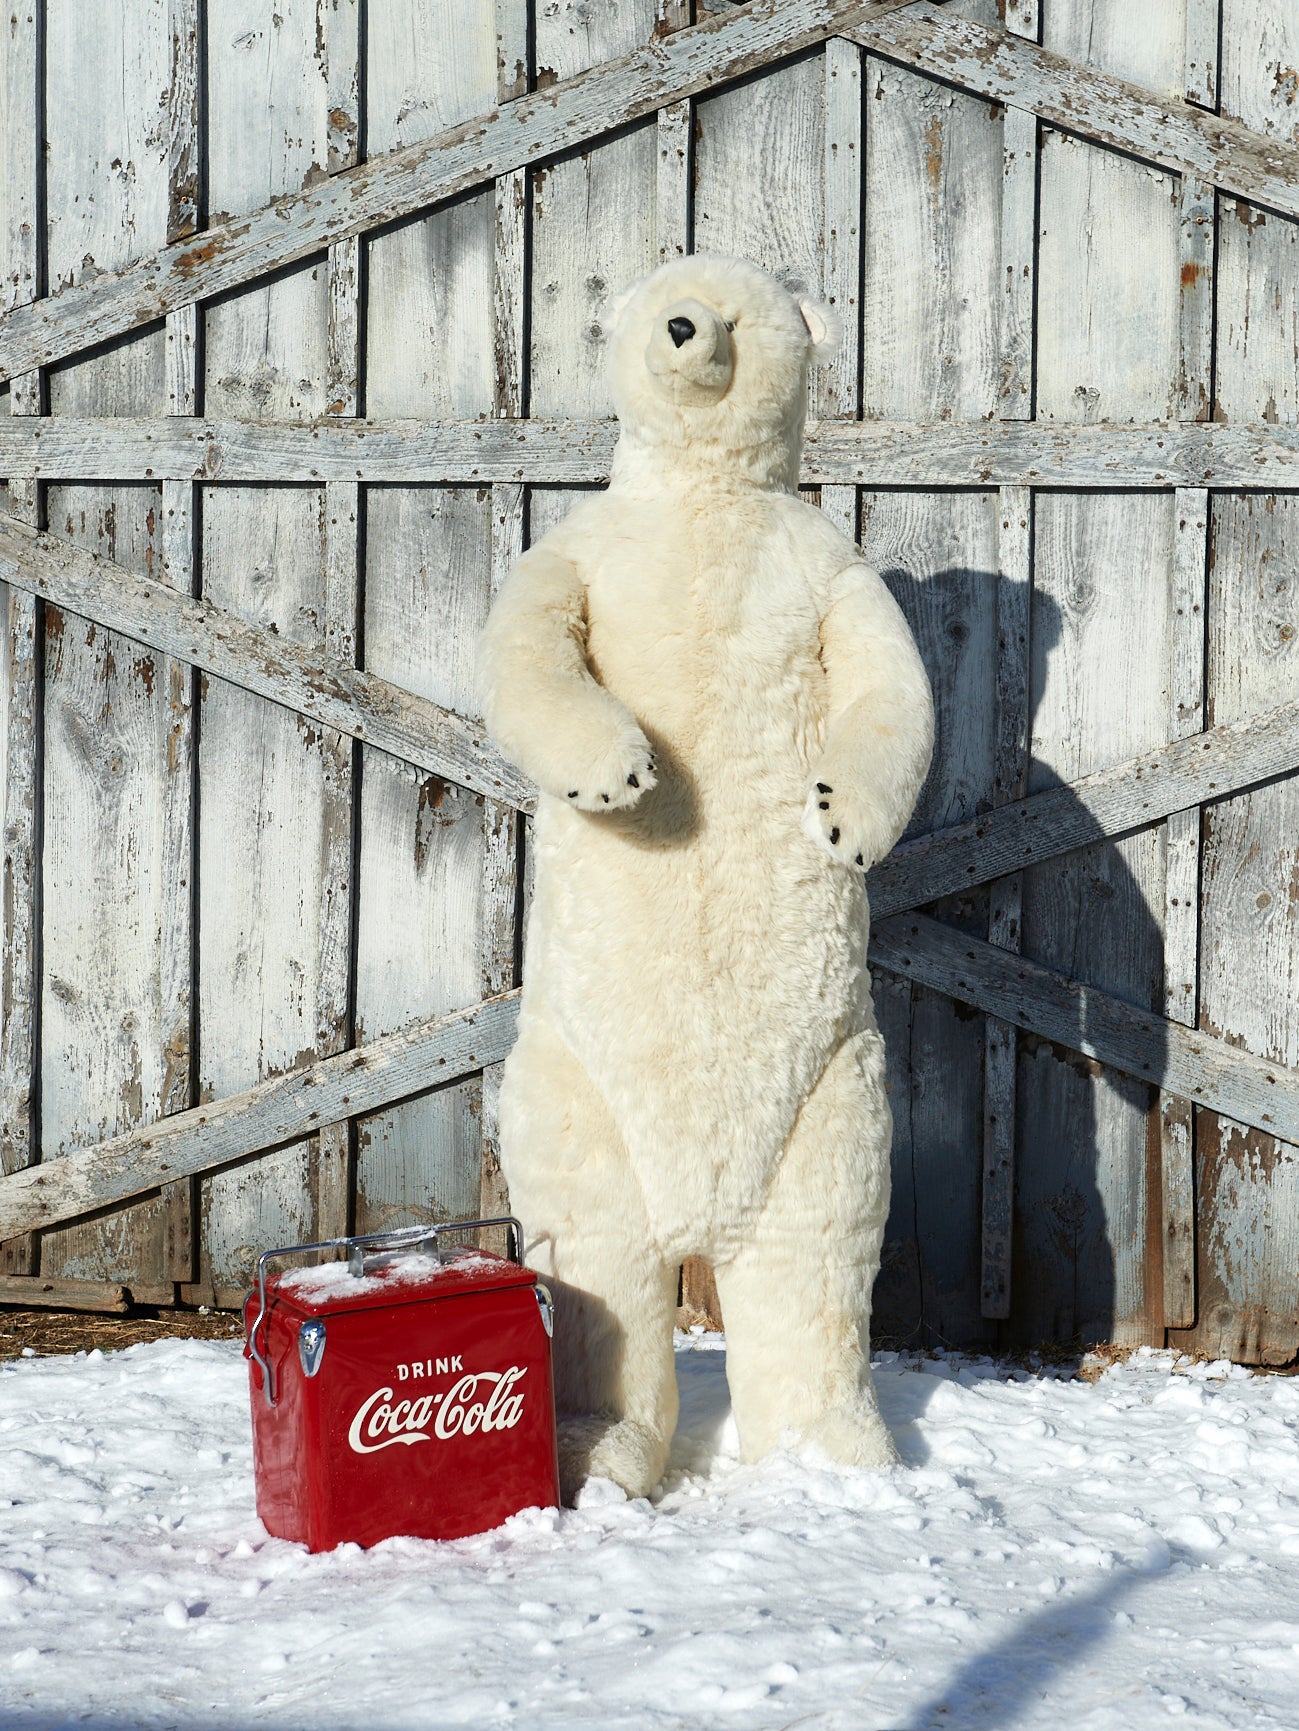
top-left (478, 543), bottom-right (657, 812)
top-left (713, 1028), bottom-right (898, 1469)
top-left (802, 562), bottom-right (934, 870)
top-left (499, 1014), bottom-right (680, 1501)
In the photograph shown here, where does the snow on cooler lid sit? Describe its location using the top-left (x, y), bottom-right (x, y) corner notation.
top-left (268, 1248), bottom-right (537, 1316)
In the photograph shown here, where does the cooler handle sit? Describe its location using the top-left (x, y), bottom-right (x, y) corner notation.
top-left (246, 1215), bottom-right (524, 1407)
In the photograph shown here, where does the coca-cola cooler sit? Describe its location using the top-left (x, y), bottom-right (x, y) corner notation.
top-left (243, 1216), bottom-right (560, 1552)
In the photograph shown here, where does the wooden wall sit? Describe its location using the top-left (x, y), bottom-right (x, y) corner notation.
top-left (0, 0), bottom-right (1296, 1362)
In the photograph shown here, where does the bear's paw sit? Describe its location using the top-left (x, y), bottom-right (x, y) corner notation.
top-left (559, 720), bottom-right (657, 814)
top-left (801, 776), bottom-right (892, 873)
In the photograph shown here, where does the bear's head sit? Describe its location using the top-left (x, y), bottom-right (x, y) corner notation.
top-left (604, 255), bottom-right (840, 493)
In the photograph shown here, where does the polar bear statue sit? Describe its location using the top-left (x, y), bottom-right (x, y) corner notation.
top-left (477, 255), bottom-right (934, 1499)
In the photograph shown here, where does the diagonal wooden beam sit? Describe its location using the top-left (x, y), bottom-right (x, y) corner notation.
top-left (0, 514), bottom-right (534, 814)
top-left (0, 0), bottom-right (924, 384)
top-left (4, 511), bottom-right (1298, 879)
top-left (847, 4), bottom-right (1299, 220)
top-left (869, 695), bottom-right (1299, 918)
top-left (5, 417), bottom-right (1299, 489)
top-left (7, 908), bottom-right (1299, 1240)
top-left (0, 991), bottom-right (521, 1242)
top-left (7, 0), bottom-right (1298, 383)
top-left (870, 914), bottom-right (1299, 1147)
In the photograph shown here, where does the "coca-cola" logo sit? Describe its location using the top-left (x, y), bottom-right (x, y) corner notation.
top-left (347, 1367), bottom-right (528, 1454)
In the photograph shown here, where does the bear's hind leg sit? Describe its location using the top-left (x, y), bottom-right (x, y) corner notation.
top-left (500, 1016), bottom-right (680, 1502)
top-left (712, 1026), bottom-right (897, 1469)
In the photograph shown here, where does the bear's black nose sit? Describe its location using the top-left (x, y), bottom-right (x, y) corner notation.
top-left (667, 316), bottom-right (695, 349)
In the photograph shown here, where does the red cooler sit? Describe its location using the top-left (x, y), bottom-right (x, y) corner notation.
top-left (243, 1216), bottom-right (560, 1551)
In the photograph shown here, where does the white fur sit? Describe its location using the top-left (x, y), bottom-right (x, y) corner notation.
top-left (477, 256), bottom-right (934, 1498)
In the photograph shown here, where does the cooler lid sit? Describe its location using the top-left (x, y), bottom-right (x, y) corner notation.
top-left (269, 1246), bottom-right (537, 1318)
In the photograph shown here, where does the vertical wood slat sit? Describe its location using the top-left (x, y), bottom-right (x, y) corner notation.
top-left (980, 485), bottom-right (1031, 1320)
top-left (819, 35), bottom-right (861, 543)
top-left (316, 0), bottom-right (362, 1242)
top-left (1178, 174), bottom-right (1215, 423)
top-left (1, 0), bottom-right (43, 1276)
top-left (655, 2), bottom-right (691, 269)
top-left (981, 0), bottom-right (1038, 1319)
top-left (481, 1), bottom-right (530, 1239)
top-left (1160, 488), bottom-right (1208, 1329)
top-left (1178, 8), bottom-right (1217, 424)
top-left (1184, 0), bottom-right (1220, 111)
top-left (998, 0), bottom-right (1038, 420)
top-left (1163, 0), bottom-right (1217, 1328)
top-left (158, 0), bottom-right (200, 1283)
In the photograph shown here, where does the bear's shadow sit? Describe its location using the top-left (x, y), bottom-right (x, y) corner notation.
top-left (873, 564), bottom-right (1167, 1357)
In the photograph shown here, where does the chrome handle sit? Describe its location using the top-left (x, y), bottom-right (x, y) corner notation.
top-left (246, 1215), bottom-right (524, 1406)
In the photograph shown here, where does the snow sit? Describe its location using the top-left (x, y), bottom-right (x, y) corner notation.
top-left (277, 1248), bottom-right (503, 1302)
top-left (3, 1335), bottom-right (1299, 1730)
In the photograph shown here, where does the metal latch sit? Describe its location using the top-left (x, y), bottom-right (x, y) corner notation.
top-left (535, 1283), bottom-right (554, 1338)
top-left (298, 1319), bottom-right (327, 1377)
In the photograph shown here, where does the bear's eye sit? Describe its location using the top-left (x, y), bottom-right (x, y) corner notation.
top-left (725, 320), bottom-right (735, 332)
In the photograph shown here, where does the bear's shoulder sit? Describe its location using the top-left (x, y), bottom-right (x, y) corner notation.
top-left (767, 491), bottom-right (868, 594)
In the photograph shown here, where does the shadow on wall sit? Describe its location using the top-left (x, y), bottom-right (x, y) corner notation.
top-left (871, 565), bottom-right (1167, 1358)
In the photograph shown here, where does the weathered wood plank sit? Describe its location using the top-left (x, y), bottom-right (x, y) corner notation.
top-left (0, 0), bottom-right (931, 383)
top-left (158, 0), bottom-right (201, 1284)
top-left (326, 0), bottom-right (361, 176)
top-left (496, 0), bottom-right (529, 104)
top-left (1014, 489), bottom-right (1176, 1347)
top-left (38, 0), bottom-right (181, 1293)
top-left (1037, 134), bottom-right (1181, 422)
top-left (1185, 0), bottom-right (1220, 111)
top-left (6, 506), bottom-right (1299, 870)
top-left (848, 5), bottom-right (1299, 216)
top-left (870, 914), bottom-right (1299, 1150)
top-left (0, 0), bottom-right (43, 1278)
top-left (481, 3), bottom-right (530, 1243)
top-left (998, 104), bottom-right (1037, 420)
top-left (356, 0), bottom-right (499, 1240)
top-left (363, 0), bottom-right (495, 431)
top-left (0, 516), bottom-right (531, 811)
top-left (863, 489), bottom-right (998, 1351)
top-left (0, 583), bottom-right (38, 1191)
top-left (980, 485), bottom-right (1030, 1321)
top-left (0, 991), bottom-right (522, 1242)
top-left (12, 416), bottom-right (1299, 487)
top-left (1161, 488), bottom-right (1208, 1329)
top-left (313, 0), bottom-right (364, 1246)
top-left (1178, 173), bottom-right (1216, 422)
top-left (818, 38), bottom-right (862, 557)
top-left (862, 27), bottom-right (1002, 423)
top-left (196, 0), bottom-right (335, 1300)
top-left (4, 1), bottom-right (1299, 388)
top-left (166, 0), bottom-right (201, 239)
top-left (0, 1274), bottom-right (130, 1313)
top-left (1183, 488), bottom-right (1299, 1365)
top-left (869, 689), bottom-right (1299, 918)
top-left (1215, 2), bottom-right (1299, 426)
top-left (821, 36), bottom-right (862, 423)
top-left (995, 0), bottom-right (1037, 419)
top-left (480, 482), bottom-right (523, 1235)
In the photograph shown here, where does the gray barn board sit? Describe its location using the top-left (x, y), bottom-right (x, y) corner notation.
top-left (1, 0), bottom-right (1297, 1362)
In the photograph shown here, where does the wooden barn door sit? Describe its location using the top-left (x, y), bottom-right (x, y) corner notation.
top-left (1, 0), bottom-right (1297, 1363)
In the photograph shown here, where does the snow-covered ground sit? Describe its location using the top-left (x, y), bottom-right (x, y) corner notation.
top-left (2, 1334), bottom-right (1298, 1731)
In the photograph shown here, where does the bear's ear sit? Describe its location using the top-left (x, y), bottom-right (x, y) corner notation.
top-left (798, 295), bottom-right (843, 363)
